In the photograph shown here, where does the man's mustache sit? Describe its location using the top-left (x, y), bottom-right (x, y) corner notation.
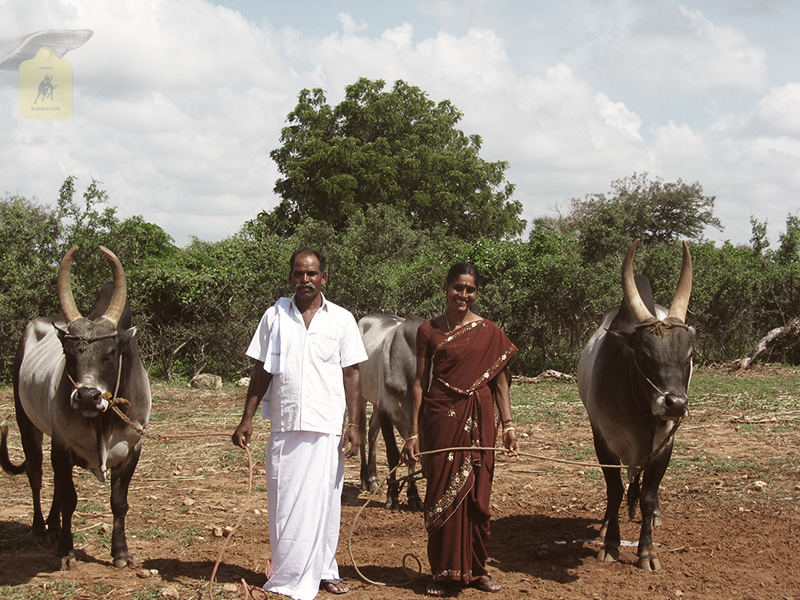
top-left (296, 282), bottom-right (315, 291)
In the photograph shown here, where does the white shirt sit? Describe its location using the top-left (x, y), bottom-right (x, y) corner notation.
top-left (246, 294), bottom-right (367, 434)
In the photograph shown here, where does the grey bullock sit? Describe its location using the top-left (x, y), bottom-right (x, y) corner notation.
top-left (358, 313), bottom-right (423, 510)
top-left (577, 239), bottom-right (694, 572)
top-left (1, 246), bottom-right (151, 570)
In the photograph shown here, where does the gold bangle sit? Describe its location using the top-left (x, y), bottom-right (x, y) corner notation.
top-left (406, 434), bottom-right (419, 441)
top-left (347, 423), bottom-right (359, 429)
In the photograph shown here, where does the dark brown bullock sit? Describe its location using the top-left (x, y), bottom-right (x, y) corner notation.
top-left (358, 313), bottom-right (423, 510)
top-left (577, 239), bottom-right (694, 571)
top-left (0, 246), bottom-right (151, 570)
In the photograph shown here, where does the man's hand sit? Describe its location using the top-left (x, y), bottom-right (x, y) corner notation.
top-left (342, 425), bottom-right (360, 458)
top-left (231, 419), bottom-right (253, 449)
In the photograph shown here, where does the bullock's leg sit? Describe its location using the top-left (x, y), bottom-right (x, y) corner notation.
top-left (406, 475), bottom-right (422, 511)
top-left (366, 411), bottom-right (382, 493)
top-left (109, 441), bottom-right (142, 569)
top-left (359, 401), bottom-right (371, 491)
top-left (379, 409), bottom-right (401, 510)
top-left (13, 395), bottom-right (48, 536)
top-left (50, 440), bottom-right (77, 570)
top-left (593, 430), bottom-right (623, 564)
top-left (636, 444), bottom-right (673, 572)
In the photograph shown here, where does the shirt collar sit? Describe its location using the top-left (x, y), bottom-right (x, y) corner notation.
top-left (289, 292), bottom-right (328, 313)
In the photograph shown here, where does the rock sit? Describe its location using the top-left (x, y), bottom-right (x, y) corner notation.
top-left (161, 585), bottom-right (181, 599)
top-left (189, 373), bottom-right (223, 389)
top-left (236, 377), bottom-right (251, 388)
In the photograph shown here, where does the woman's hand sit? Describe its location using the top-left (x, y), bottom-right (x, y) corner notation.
top-left (502, 425), bottom-right (519, 457)
top-left (401, 435), bottom-right (420, 465)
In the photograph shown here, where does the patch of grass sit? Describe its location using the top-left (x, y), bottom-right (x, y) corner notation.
top-left (558, 443), bottom-right (595, 461)
top-left (136, 525), bottom-right (173, 540)
top-left (73, 531), bottom-right (88, 544)
top-left (76, 501), bottom-right (104, 513)
top-left (0, 581), bottom-right (81, 600)
top-left (691, 367), bottom-right (800, 414)
top-left (133, 585), bottom-right (165, 600)
top-left (178, 526), bottom-right (204, 547)
top-left (581, 469), bottom-right (602, 481)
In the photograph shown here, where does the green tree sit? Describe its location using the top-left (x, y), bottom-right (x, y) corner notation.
top-left (563, 173), bottom-right (722, 259)
top-left (749, 216), bottom-right (769, 255)
top-left (0, 195), bottom-right (63, 379)
top-left (775, 214), bottom-right (800, 266)
top-left (55, 176), bottom-right (176, 310)
top-left (261, 77), bottom-right (524, 240)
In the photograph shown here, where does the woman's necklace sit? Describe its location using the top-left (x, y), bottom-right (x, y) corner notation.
top-left (445, 311), bottom-right (470, 333)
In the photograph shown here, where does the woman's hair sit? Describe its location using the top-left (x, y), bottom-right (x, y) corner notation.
top-left (445, 262), bottom-right (481, 289)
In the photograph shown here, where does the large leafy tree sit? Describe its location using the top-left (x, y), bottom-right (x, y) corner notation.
top-left (261, 77), bottom-right (524, 240)
top-left (552, 172), bottom-right (722, 259)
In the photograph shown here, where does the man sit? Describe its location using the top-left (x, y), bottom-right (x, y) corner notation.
top-left (232, 248), bottom-right (367, 599)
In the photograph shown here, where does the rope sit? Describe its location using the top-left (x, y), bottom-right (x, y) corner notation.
top-left (157, 432), bottom-right (266, 600)
top-left (347, 444), bottom-right (635, 587)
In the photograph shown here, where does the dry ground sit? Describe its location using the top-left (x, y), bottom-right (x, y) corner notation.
top-left (1, 367), bottom-right (799, 600)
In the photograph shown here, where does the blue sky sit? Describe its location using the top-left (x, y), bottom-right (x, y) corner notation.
top-left (2, 0), bottom-right (799, 247)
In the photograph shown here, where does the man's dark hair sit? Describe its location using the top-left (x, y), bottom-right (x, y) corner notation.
top-left (445, 262), bottom-right (481, 288)
top-left (289, 248), bottom-right (327, 274)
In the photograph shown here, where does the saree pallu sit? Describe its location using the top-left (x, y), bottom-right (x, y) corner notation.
top-left (417, 319), bottom-right (517, 584)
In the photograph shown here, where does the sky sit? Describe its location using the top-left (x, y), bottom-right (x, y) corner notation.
top-left (1, 0), bottom-right (799, 248)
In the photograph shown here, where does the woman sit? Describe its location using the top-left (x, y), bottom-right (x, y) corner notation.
top-left (401, 263), bottom-right (518, 597)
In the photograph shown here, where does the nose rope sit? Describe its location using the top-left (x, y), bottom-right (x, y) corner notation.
top-left (628, 355), bottom-right (685, 478)
top-left (66, 354), bottom-right (124, 414)
top-left (632, 354), bottom-right (669, 398)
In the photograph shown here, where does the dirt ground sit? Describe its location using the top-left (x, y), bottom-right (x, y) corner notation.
top-left (1, 371), bottom-right (799, 600)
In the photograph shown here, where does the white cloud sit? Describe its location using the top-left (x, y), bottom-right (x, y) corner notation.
top-left (752, 82), bottom-right (800, 138)
top-left (1, 0), bottom-right (798, 249)
top-left (576, 4), bottom-right (768, 95)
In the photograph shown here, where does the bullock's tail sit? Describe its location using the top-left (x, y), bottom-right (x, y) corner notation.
top-left (627, 473), bottom-right (641, 520)
top-left (0, 427), bottom-right (26, 475)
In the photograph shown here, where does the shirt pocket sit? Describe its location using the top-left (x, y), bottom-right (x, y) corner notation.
top-left (309, 331), bottom-right (340, 364)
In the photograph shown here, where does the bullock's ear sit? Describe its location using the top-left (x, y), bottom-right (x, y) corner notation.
top-left (606, 328), bottom-right (634, 350)
top-left (54, 323), bottom-right (69, 340)
top-left (117, 327), bottom-right (137, 349)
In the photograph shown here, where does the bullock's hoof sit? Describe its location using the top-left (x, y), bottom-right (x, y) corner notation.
top-left (114, 554), bottom-right (138, 569)
top-left (60, 553), bottom-right (78, 571)
top-left (653, 514), bottom-right (663, 527)
top-left (407, 496), bottom-right (423, 511)
top-left (637, 556), bottom-right (661, 572)
top-left (384, 497), bottom-right (401, 511)
top-left (597, 547), bottom-right (619, 563)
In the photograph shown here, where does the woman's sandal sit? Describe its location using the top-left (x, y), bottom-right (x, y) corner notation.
top-left (471, 575), bottom-right (501, 593)
top-left (425, 581), bottom-right (450, 597)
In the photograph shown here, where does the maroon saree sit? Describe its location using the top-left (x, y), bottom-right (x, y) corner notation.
top-left (417, 318), bottom-right (517, 584)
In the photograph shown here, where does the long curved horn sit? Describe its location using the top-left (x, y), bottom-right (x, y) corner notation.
top-left (98, 246), bottom-right (127, 326)
top-left (667, 241), bottom-right (692, 322)
top-left (621, 238), bottom-right (655, 323)
top-left (57, 246), bottom-right (82, 324)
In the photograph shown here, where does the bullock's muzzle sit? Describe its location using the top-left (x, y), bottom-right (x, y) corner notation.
top-left (654, 392), bottom-right (688, 420)
top-left (70, 387), bottom-right (110, 416)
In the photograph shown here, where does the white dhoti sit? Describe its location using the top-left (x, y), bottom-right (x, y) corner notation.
top-left (263, 431), bottom-right (344, 600)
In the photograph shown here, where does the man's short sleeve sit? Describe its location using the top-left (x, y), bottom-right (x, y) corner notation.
top-left (246, 306), bottom-right (274, 363)
top-left (338, 310), bottom-right (368, 368)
